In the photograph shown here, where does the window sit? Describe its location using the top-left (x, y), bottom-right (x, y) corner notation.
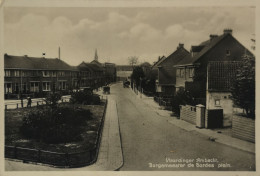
top-left (176, 69), bottom-right (180, 77)
top-left (30, 82), bottom-right (39, 92)
top-left (14, 70), bottom-right (20, 77)
top-left (180, 68), bottom-right (185, 78)
top-left (5, 70), bottom-right (11, 77)
top-left (52, 71), bottom-right (57, 77)
top-left (58, 71), bottom-right (65, 77)
top-left (14, 83), bottom-right (19, 93)
top-left (5, 83), bottom-right (12, 93)
top-left (226, 50), bottom-right (231, 56)
top-left (31, 70), bottom-right (38, 77)
top-left (189, 68), bottom-right (194, 78)
top-left (21, 71), bottom-right (26, 77)
top-left (59, 81), bottom-right (67, 90)
top-left (42, 71), bottom-right (50, 77)
top-left (42, 82), bottom-right (51, 91)
top-left (215, 99), bottom-right (220, 106)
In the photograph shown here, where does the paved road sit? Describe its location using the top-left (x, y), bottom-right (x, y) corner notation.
top-left (110, 83), bottom-right (255, 171)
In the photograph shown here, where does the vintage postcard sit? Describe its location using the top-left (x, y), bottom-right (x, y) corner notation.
top-left (0, 0), bottom-right (259, 176)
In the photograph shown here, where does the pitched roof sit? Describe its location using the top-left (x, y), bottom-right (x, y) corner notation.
top-left (176, 34), bottom-right (227, 66)
top-left (157, 46), bottom-right (190, 67)
top-left (4, 54), bottom-right (73, 70)
top-left (208, 61), bottom-right (242, 91)
top-left (90, 59), bottom-right (102, 66)
top-left (151, 56), bottom-right (166, 68)
top-left (78, 62), bottom-right (104, 72)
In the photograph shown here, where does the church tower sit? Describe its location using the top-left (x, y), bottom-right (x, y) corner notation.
top-left (94, 48), bottom-right (98, 61)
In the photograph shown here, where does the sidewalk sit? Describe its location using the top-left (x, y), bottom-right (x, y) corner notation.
top-left (131, 88), bottom-right (255, 154)
top-left (5, 99), bottom-right (123, 171)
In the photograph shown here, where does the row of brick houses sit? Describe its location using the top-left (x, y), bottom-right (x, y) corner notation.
top-left (152, 29), bottom-right (254, 127)
top-left (4, 54), bottom-right (116, 99)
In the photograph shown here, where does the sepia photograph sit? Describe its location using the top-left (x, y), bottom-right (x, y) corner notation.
top-left (0, 0), bottom-right (258, 175)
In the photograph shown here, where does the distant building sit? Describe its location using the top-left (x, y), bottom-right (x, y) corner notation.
top-left (104, 62), bottom-right (117, 84)
top-left (116, 65), bottom-right (133, 81)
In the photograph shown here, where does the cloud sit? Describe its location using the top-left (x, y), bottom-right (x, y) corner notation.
top-left (165, 24), bottom-right (184, 38)
top-left (4, 7), bottom-right (255, 65)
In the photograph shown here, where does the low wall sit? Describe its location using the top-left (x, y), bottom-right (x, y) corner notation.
top-left (232, 114), bottom-right (255, 143)
top-left (180, 105), bottom-right (196, 125)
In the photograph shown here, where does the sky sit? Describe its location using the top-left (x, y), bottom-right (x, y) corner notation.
top-left (4, 7), bottom-right (255, 66)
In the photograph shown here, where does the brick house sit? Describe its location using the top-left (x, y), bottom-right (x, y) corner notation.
top-left (156, 43), bottom-right (189, 96)
top-left (174, 29), bottom-right (254, 127)
top-left (78, 61), bottom-right (105, 88)
top-left (4, 54), bottom-right (77, 98)
top-left (151, 55), bottom-right (166, 93)
top-left (4, 54), bottom-right (115, 99)
top-left (175, 29), bottom-right (253, 92)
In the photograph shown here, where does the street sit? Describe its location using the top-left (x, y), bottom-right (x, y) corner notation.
top-left (110, 83), bottom-right (255, 171)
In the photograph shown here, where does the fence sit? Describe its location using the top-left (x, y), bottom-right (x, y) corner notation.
top-left (4, 96), bottom-right (71, 110)
top-left (154, 96), bottom-right (172, 110)
top-left (232, 114), bottom-right (255, 143)
top-left (179, 105), bottom-right (197, 125)
top-left (5, 98), bottom-right (108, 168)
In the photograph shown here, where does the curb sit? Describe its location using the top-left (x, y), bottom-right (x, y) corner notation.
top-left (114, 101), bottom-right (124, 171)
top-left (134, 90), bottom-right (255, 154)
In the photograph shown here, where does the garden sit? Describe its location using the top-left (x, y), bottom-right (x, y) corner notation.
top-left (5, 91), bottom-right (107, 167)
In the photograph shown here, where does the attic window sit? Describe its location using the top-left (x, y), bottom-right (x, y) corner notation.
top-left (215, 99), bottom-right (220, 106)
top-left (226, 50), bottom-right (231, 56)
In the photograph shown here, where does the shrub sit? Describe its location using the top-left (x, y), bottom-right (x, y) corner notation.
top-left (171, 87), bottom-right (196, 116)
top-left (91, 94), bottom-right (101, 105)
top-left (20, 106), bottom-right (92, 144)
top-left (70, 91), bottom-right (100, 105)
top-left (44, 92), bottom-right (62, 110)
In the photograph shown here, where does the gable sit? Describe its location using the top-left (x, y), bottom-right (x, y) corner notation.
top-left (195, 34), bottom-right (253, 65)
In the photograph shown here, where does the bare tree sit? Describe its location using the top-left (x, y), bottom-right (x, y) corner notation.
top-left (128, 56), bottom-right (138, 68)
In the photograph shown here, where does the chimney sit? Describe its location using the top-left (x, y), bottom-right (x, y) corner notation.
top-left (177, 43), bottom-right (184, 49)
top-left (223, 29), bottom-right (233, 35)
top-left (209, 34), bottom-right (218, 40)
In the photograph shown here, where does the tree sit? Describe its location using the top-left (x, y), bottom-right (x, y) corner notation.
top-left (131, 66), bottom-right (145, 89)
top-left (231, 55), bottom-right (255, 118)
top-left (44, 92), bottom-right (62, 110)
top-left (128, 56), bottom-right (138, 68)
